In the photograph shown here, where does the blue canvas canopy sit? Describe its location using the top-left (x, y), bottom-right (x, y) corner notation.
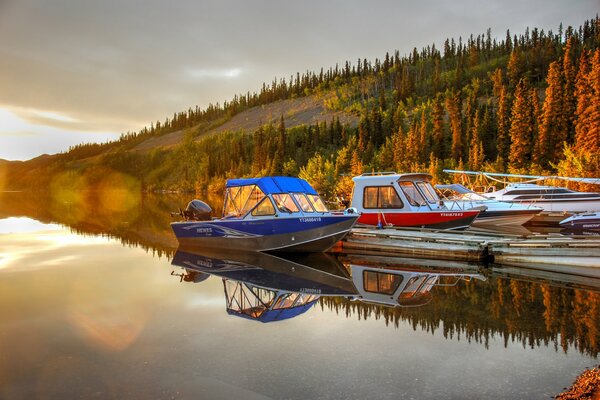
top-left (227, 300), bottom-right (318, 323)
top-left (225, 176), bottom-right (318, 195)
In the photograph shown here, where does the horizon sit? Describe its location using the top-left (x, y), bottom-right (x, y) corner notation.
top-left (0, 0), bottom-right (597, 161)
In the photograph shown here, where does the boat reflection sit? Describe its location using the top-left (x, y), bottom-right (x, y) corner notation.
top-left (348, 262), bottom-right (486, 307)
top-left (171, 247), bottom-right (488, 320)
top-left (171, 247), bottom-right (356, 322)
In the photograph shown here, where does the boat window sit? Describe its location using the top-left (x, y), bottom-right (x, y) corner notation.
top-left (293, 193), bottom-right (315, 212)
top-left (251, 197), bottom-right (276, 216)
top-left (223, 185), bottom-right (266, 216)
top-left (272, 194), bottom-right (300, 213)
top-left (363, 271), bottom-right (403, 295)
top-left (307, 194), bottom-right (329, 212)
top-left (272, 293), bottom-right (318, 309)
top-left (417, 182), bottom-right (439, 204)
top-left (399, 182), bottom-right (426, 206)
top-left (363, 186), bottom-right (404, 209)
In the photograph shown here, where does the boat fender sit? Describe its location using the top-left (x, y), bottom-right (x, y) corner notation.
top-left (344, 207), bottom-right (359, 215)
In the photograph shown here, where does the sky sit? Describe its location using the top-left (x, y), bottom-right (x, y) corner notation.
top-left (0, 0), bottom-right (597, 161)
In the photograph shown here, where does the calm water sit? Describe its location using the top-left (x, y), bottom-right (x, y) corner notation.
top-left (0, 191), bottom-right (599, 399)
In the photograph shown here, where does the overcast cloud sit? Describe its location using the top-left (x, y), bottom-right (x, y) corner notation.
top-left (0, 0), bottom-right (597, 160)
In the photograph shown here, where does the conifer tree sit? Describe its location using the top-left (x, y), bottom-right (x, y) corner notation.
top-left (392, 126), bottom-right (405, 172)
top-left (562, 37), bottom-right (578, 143)
top-left (496, 84), bottom-right (512, 170)
top-left (507, 49), bottom-right (525, 90)
top-left (509, 79), bottom-right (536, 169)
top-left (575, 49), bottom-right (599, 156)
top-left (468, 109), bottom-right (485, 170)
top-left (574, 50), bottom-right (591, 152)
top-left (431, 94), bottom-right (447, 159)
top-left (536, 61), bottom-right (566, 168)
top-left (445, 91), bottom-right (463, 162)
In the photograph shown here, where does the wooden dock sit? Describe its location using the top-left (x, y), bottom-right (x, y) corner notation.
top-left (335, 226), bottom-right (600, 277)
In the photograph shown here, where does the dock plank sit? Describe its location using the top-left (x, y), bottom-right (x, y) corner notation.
top-left (338, 226), bottom-right (600, 273)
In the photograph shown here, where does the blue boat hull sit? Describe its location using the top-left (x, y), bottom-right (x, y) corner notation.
top-left (171, 215), bottom-right (358, 252)
top-left (559, 214), bottom-right (600, 231)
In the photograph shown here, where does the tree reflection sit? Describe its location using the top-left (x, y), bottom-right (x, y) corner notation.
top-left (320, 274), bottom-right (600, 357)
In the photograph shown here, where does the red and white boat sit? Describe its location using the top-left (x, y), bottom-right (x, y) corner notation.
top-left (350, 172), bottom-right (480, 230)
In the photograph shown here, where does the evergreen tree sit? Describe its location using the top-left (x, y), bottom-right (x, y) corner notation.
top-left (575, 49), bottom-right (600, 156)
top-left (431, 94), bottom-right (447, 159)
top-left (536, 61), bottom-right (566, 168)
top-left (509, 79), bottom-right (536, 169)
top-left (507, 48), bottom-right (526, 90)
top-left (562, 37), bottom-right (579, 143)
top-left (468, 109), bottom-right (485, 170)
top-left (445, 91), bottom-right (463, 162)
top-left (496, 85), bottom-right (512, 169)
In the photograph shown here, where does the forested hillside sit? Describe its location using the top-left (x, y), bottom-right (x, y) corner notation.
top-left (2, 17), bottom-right (599, 199)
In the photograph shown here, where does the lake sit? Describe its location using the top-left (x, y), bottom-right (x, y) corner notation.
top-left (0, 191), bottom-right (598, 399)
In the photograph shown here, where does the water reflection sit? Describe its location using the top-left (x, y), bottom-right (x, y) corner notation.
top-left (171, 248), bottom-right (355, 322)
top-left (171, 248), bottom-right (488, 314)
top-left (170, 247), bottom-right (600, 357)
top-left (2, 190), bottom-right (599, 358)
top-left (350, 263), bottom-right (485, 307)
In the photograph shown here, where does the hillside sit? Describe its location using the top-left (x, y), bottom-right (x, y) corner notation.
top-left (1, 17), bottom-right (599, 198)
top-left (132, 95), bottom-right (359, 151)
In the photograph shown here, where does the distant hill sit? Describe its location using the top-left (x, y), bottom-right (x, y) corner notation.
top-left (132, 95), bottom-right (358, 152)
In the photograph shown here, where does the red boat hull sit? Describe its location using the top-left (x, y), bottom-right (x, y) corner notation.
top-left (357, 210), bottom-right (479, 230)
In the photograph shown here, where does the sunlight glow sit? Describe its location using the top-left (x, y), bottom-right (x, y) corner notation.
top-left (0, 217), bottom-right (61, 234)
top-left (0, 106), bottom-right (120, 160)
top-left (0, 219), bottom-right (113, 271)
top-left (186, 67), bottom-right (243, 79)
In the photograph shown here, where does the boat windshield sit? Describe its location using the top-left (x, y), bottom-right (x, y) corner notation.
top-left (251, 197), bottom-right (276, 216)
top-left (399, 182), bottom-right (426, 206)
top-left (293, 193), bottom-right (315, 212)
top-left (416, 182), bottom-right (439, 204)
top-left (223, 185), bottom-right (266, 217)
top-left (272, 193), bottom-right (300, 213)
top-left (307, 194), bottom-right (329, 212)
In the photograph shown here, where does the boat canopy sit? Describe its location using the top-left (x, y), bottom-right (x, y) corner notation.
top-left (227, 300), bottom-right (318, 323)
top-left (226, 176), bottom-right (318, 195)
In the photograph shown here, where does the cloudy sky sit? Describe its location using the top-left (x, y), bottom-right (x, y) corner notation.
top-left (0, 0), bottom-right (597, 160)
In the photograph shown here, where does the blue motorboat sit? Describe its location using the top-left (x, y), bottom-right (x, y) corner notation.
top-left (171, 176), bottom-right (359, 252)
top-left (559, 212), bottom-right (600, 231)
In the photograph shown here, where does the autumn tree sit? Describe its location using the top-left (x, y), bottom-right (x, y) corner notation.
top-left (575, 49), bottom-right (600, 154)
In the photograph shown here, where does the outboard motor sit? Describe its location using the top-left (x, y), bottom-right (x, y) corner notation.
top-left (183, 199), bottom-right (212, 221)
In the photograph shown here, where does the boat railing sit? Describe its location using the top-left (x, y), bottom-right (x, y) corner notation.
top-left (360, 171), bottom-right (398, 176)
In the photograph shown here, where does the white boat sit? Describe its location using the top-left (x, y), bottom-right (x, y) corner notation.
top-left (484, 183), bottom-right (600, 213)
top-left (444, 170), bottom-right (600, 213)
top-left (436, 183), bottom-right (542, 227)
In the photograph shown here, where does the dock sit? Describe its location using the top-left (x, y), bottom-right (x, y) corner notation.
top-left (335, 226), bottom-right (600, 278)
